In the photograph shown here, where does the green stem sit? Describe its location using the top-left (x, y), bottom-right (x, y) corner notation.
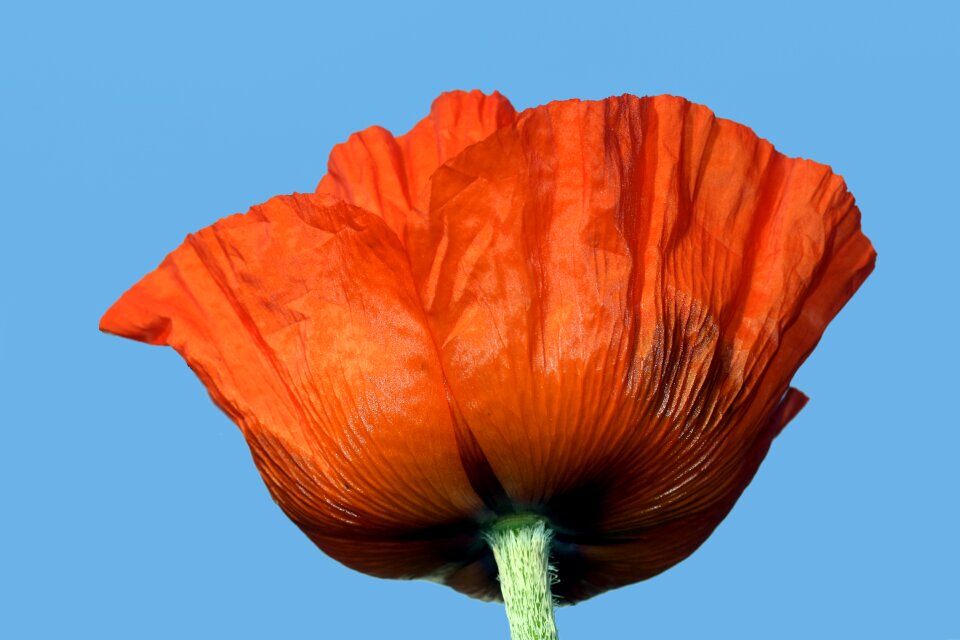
top-left (484, 516), bottom-right (559, 640)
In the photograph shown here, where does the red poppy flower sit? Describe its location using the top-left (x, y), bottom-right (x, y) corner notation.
top-left (101, 90), bottom-right (874, 630)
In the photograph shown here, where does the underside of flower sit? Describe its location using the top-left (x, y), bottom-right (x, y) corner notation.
top-left (100, 90), bottom-right (875, 617)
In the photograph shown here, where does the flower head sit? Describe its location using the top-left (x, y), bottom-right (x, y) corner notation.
top-left (101, 90), bottom-right (874, 605)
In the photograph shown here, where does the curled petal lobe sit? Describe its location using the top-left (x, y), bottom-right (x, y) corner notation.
top-left (101, 193), bottom-right (486, 579)
top-left (316, 90), bottom-right (517, 244)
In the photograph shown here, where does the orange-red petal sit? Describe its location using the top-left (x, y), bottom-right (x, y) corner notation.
top-left (102, 92), bottom-right (875, 605)
top-left (315, 90), bottom-right (517, 244)
top-left (406, 95), bottom-right (875, 601)
top-left (100, 193), bottom-right (487, 579)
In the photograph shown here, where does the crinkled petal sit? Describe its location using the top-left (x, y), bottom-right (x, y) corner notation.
top-left (316, 90), bottom-right (517, 244)
top-left (407, 95), bottom-right (875, 601)
top-left (100, 193), bottom-right (485, 579)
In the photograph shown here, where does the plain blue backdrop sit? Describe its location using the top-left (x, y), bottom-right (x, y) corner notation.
top-left (2, 2), bottom-right (957, 638)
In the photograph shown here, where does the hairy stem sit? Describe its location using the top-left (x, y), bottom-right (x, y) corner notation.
top-left (484, 516), bottom-right (559, 640)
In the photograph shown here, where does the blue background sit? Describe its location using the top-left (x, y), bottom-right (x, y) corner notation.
top-left (2, 2), bottom-right (957, 638)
